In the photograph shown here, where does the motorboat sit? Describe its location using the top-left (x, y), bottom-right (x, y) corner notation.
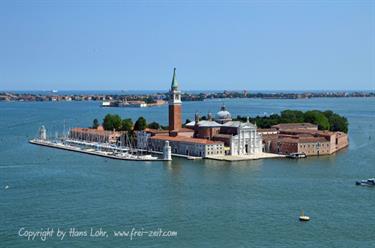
top-left (287, 153), bottom-right (307, 159)
top-left (299, 211), bottom-right (310, 221)
top-left (355, 178), bottom-right (375, 186)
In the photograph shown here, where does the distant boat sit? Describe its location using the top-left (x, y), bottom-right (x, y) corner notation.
top-left (356, 178), bottom-right (375, 186)
top-left (51, 90), bottom-right (58, 93)
top-left (101, 101), bottom-right (112, 107)
top-left (287, 152), bottom-right (307, 159)
top-left (299, 211), bottom-right (310, 221)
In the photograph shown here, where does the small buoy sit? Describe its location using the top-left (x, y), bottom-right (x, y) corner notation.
top-left (5, 185), bottom-right (9, 190)
top-left (299, 211), bottom-right (310, 221)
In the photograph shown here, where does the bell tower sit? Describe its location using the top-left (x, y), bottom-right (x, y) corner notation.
top-left (168, 68), bottom-right (182, 133)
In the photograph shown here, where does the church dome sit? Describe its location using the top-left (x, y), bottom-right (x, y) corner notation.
top-left (215, 104), bottom-right (232, 123)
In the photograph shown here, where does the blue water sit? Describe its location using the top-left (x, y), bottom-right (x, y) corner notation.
top-left (1, 98), bottom-right (374, 247)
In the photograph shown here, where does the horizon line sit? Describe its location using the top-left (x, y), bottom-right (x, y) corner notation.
top-left (1, 88), bottom-right (374, 92)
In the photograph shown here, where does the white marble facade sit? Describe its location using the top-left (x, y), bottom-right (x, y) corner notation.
top-left (226, 121), bottom-right (263, 156)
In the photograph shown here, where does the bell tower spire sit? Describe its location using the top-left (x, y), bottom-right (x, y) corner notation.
top-left (168, 68), bottom-right (182, 133)
top-left (171, 67), bottom-right (179, 90)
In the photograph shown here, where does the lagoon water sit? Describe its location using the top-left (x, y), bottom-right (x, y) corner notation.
top-left (0, 97), bottom-right (374, 247)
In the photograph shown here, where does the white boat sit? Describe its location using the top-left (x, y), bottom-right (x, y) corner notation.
top-left (101, 101), bottom-right (112, 107)
top-left (299, 211), bottom-right (310, 221)
top-left (138, 154), bottom-right (158, 160)
top-left (287, 152), bottom-right (307, 159)
top-left (356, 178), bottom-right (375, 186)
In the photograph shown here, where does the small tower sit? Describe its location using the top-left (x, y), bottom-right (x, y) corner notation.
top-left (193, 112), bottom-right (200, 138)
top-left (163, 141), bottom-right (172, 161)
top-left (195, 112), bottom-right (200, 123)
top-left (168, 68), bottom-right (182, 133)
top-left (39, 125), bottom-right (47, 140)
top-left (207, 112), bottom-right (213, 121)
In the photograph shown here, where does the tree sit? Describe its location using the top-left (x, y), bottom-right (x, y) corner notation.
top-left (103, 114), bottom-right (122, 131)
top-left (121, 118), bottom-right (133, 132)
top-left (328, 114), bottom-right (348, 133)
top-left (148, 121), bottom-right (160, 130)
top-left (134, 116), bottom-right (147, 131)
top-left (323, 110), bottom-right (334, 120)
top-left (280, 110), bottom-right (304, 123)
top-left (92, 118), bottom-right (99, 129)
top-left (303, 110), bottom-right (330, 130)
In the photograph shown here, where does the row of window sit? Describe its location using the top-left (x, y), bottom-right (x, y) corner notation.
top-left (299, 143), bottom-right (329, 148)
top-left (206, 150), bottom-right (224, 155)
top-left (207, 146), bottom-right (224, 151)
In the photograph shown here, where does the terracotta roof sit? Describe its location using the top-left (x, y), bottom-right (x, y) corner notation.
top-left (144, 128), bottom-right (193, 134)
top-left (144, 128), bottom-right (169, 134)
top-left (178, 128), bottom-right (195, 132)
top-left (278, 136), bottom-right (328, 143)
top-left (213, 134), bottom-right (232, 139)
top-left (262, 134), bottom-right (279, 140)
top-left (298, 137), bottom-right (329, 143)
top-left (70, 127), bottom-right (122, 135)
top-left (150, 135), bottom-right (223, 145)
top-left (280, 129), bottom-right (335, 136)
top-left (257, 128), bottom-right (277, 132)
top-left (272, 123), bottom-right (318, 130)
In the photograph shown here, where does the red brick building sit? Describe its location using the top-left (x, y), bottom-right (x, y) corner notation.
top-left (262, 125), bottom-right (348, 156)
top-left (69, 126), bottom-right (124, 144)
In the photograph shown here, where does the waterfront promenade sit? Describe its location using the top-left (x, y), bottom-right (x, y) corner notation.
top-left (206, 152), bottom-right (285, 162)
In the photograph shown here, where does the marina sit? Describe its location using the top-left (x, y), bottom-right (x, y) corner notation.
top-left (29, 139), bottom-right (167, 161)
top-left (28, 124), bottom-right (172, 161)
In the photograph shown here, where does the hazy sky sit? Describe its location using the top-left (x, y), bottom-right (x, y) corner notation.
top-left (0, 0), bottom-right (374, 91)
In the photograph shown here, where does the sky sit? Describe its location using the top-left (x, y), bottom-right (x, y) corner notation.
top-left (0, 0), bottom-right (374, 91)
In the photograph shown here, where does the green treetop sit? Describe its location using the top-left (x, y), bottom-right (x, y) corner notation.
top-left (134, 116), bottom-right (147, 131)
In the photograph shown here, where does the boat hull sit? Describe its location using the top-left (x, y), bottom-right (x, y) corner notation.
top-left (299, 216), bottom-right (310, 221)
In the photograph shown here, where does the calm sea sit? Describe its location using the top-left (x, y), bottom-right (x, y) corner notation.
top-left (0, 97), bottom-right (374, 247)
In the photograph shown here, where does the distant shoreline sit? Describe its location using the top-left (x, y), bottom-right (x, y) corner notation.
top-left (1, 90), bottom-right (374, 103)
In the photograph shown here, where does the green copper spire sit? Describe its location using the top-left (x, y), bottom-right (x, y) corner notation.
top-left (171, 67), bottom-right (178, 90)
